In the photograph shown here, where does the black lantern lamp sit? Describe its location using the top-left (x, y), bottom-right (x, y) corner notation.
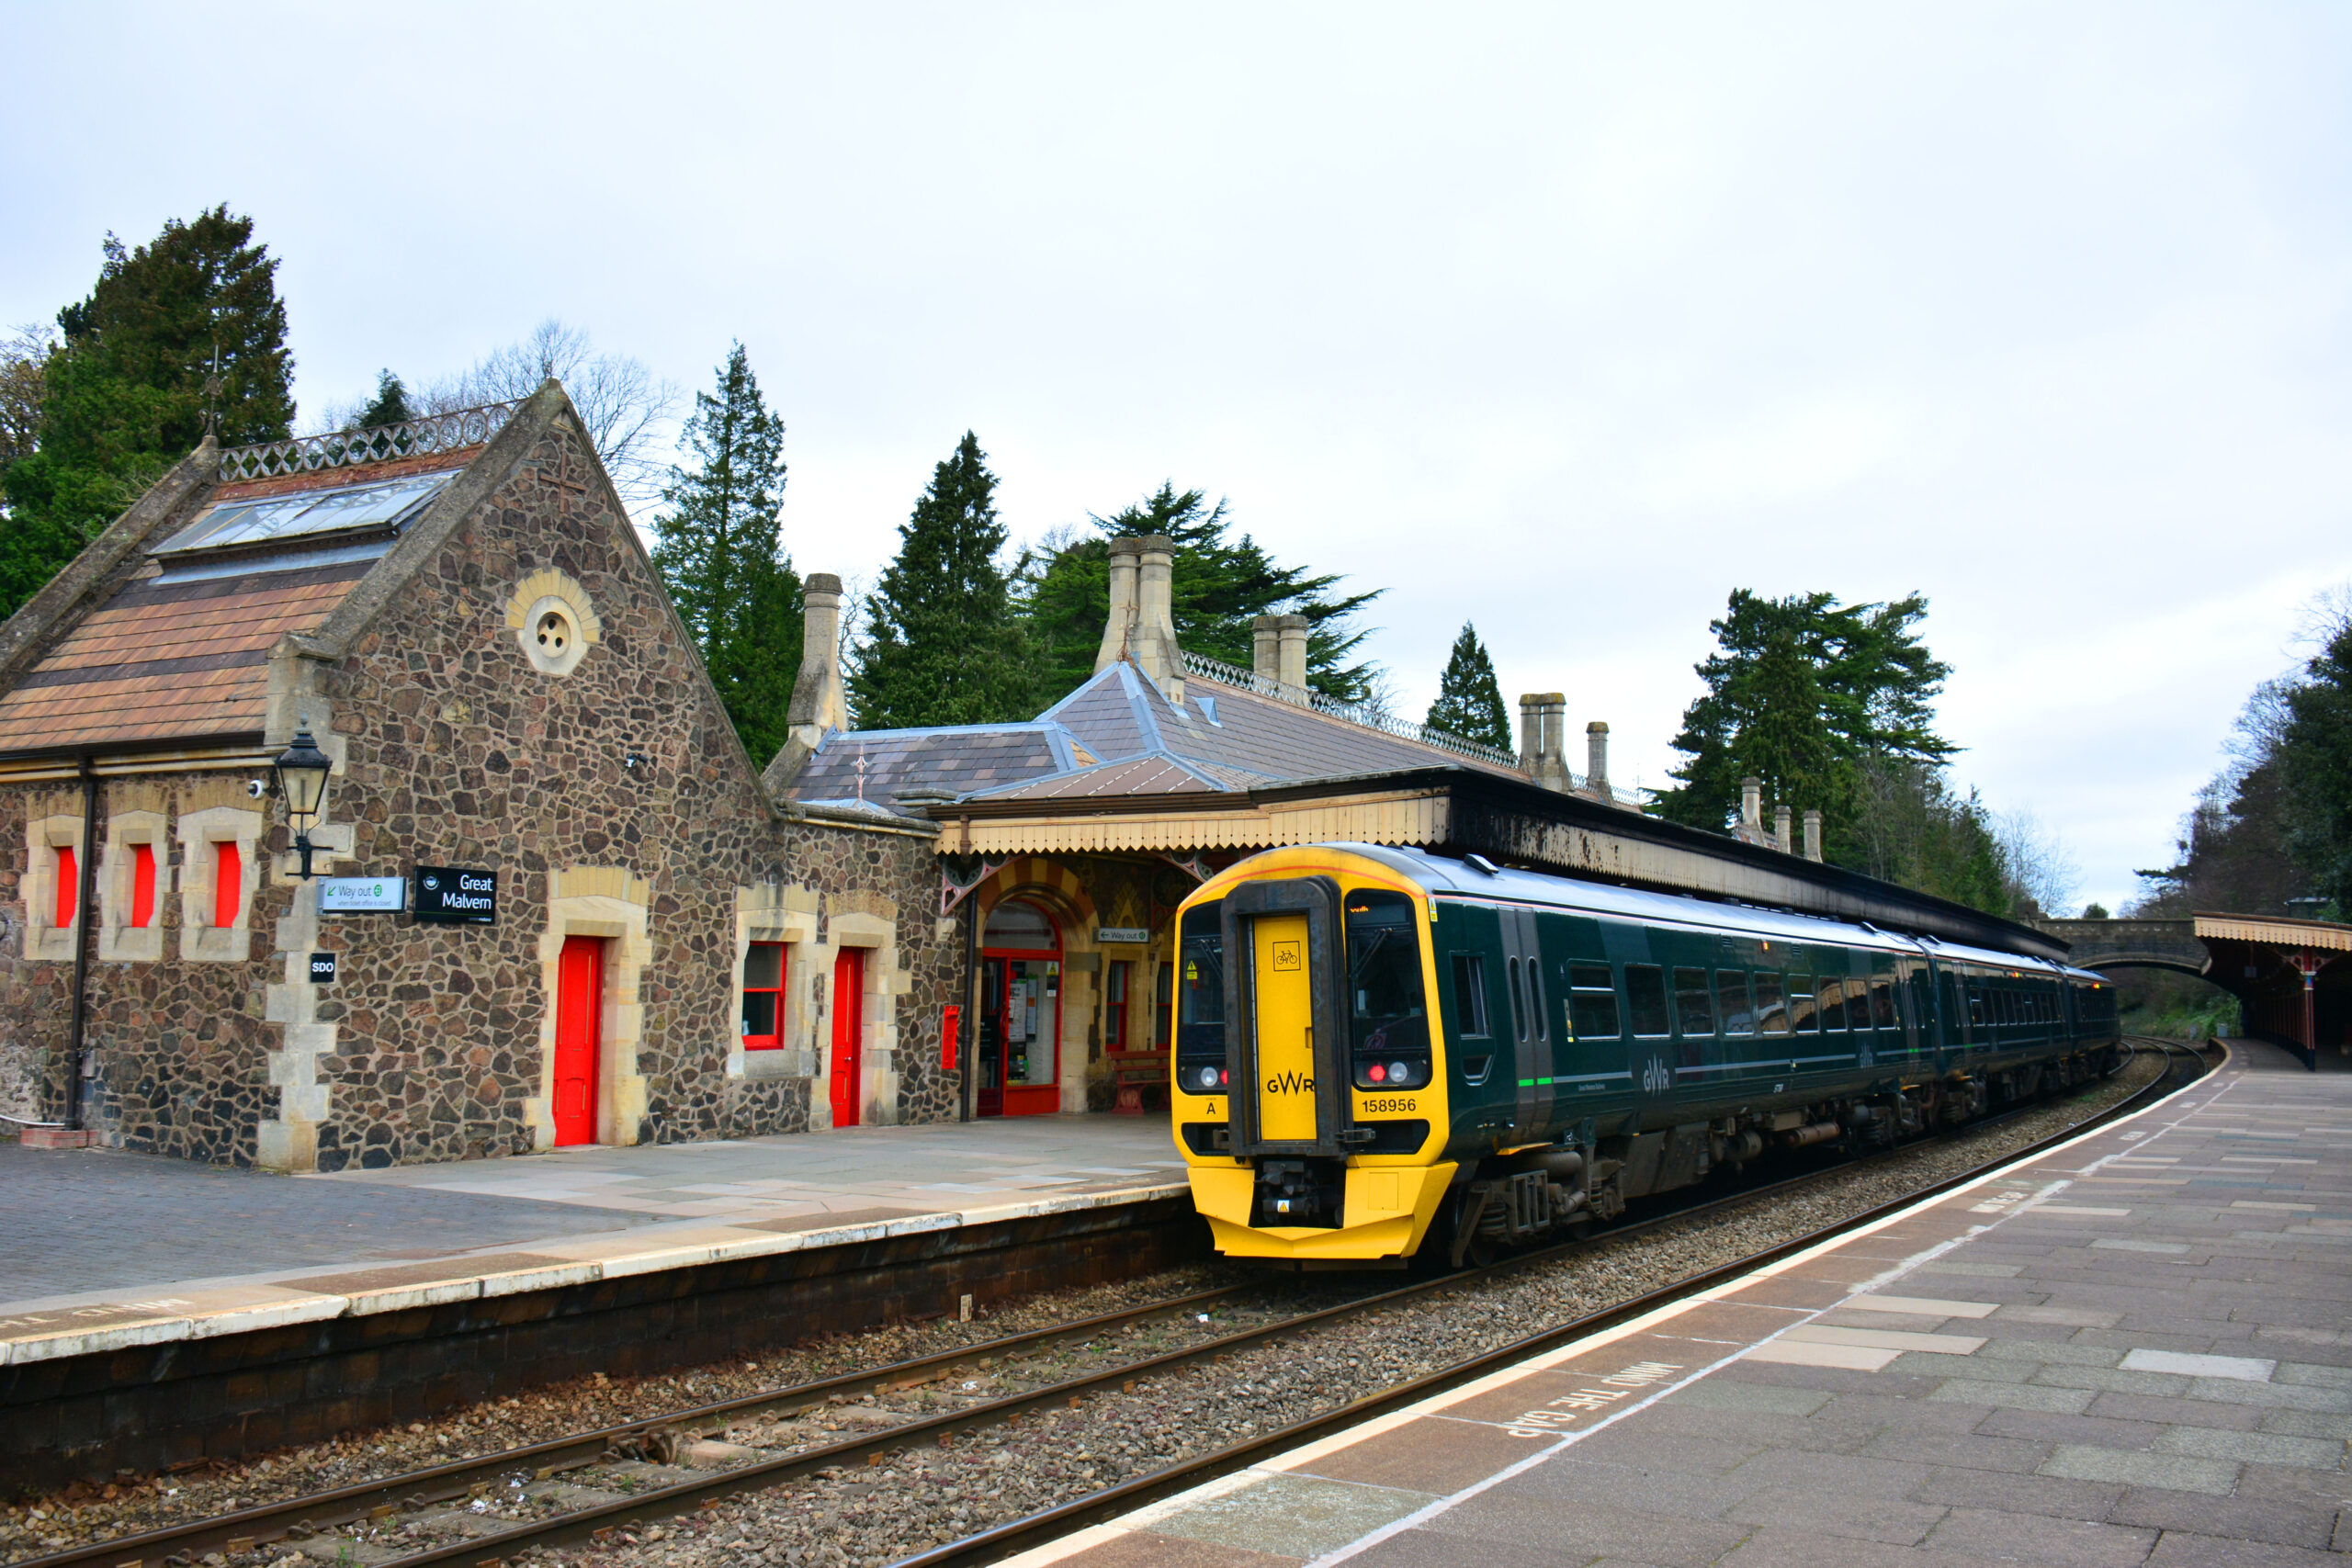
top-left (273, 726), bottom-right (334, 880)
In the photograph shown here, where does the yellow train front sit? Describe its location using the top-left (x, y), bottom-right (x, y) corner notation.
top-left (1168, 843), bottom-right (2122, 1266)
top-left (1169, 846), bottom-right (1460, 1264)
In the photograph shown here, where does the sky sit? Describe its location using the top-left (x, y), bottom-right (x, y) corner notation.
top-left (5, 3), bottom-right (2347, 914)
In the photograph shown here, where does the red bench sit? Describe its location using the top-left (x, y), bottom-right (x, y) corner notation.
top-left (1106, 1048), bottom-right (1170, 1113)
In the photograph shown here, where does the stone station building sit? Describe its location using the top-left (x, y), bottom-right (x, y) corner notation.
top-left (0, 386), bottom-right (956, 1170)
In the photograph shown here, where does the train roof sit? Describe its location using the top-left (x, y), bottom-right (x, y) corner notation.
top-left (1318, 843), bottom-right (2107, 985)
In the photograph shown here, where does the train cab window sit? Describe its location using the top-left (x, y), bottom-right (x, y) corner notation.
top-left (1175, 902), bottom-right (1227, 1094)
top-left (1755, 971), bottom-right (1790, 1035)
top-left (1817, 976), bottom-right (1847, 1032)
top-left (1716, 971), bottom-right (1755, 1034)
top-left (1347, 890), bottom-right (1430, 1088)
top-left (1673, 967), bottom-right (1716, 1035)
top-left (1789, 974), bottom-right (1818, 1033)
top-left (1624, 964), bottom-right (1671, 1037)
top-left (1449, 953), bottom-right (1491, 1037)
top-left (1566, 964), bottom-right (1620, 1039)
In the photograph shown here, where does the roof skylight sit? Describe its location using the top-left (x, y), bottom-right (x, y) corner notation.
top-left (154, 470), bottom-right (458, 556)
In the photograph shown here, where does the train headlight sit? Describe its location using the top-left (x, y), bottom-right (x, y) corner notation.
top-left (1389, 1060), bottom-right (1411, 1086)
top-left (1196, 1066), bottom-right (1219, 1091)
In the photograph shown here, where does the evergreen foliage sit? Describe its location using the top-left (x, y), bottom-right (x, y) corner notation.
top-left (0, 207), bottom-right (292, 618)
top-left (851, 432), bottom-right (1036, 729)
top-left (2279, 612), bottom-right (2352, 918)
top-left (650, 344), bottom-right (802, 762)
top-left (1425, 622), bottom-right (1512, 750)
top-left (1016, 482), bottom-right (1382, 705)
top-left (1658, 589), bottom-right (1953, 856)
top-left (354, 370), bottom-right (413, 429)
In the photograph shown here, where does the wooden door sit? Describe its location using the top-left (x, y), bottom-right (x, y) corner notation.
top-left (553, 935), bottom-right (604, 1146)
top-left (831, 945), bottom-right (865, 1128)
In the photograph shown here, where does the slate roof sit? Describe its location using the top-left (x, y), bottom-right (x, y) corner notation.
top-left (0, 454), bottom-right (473, 757)
top-left (788, 657), bottom-right (1529, 817)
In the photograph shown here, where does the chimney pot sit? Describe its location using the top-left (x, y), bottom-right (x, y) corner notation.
top-left (1093, 538), bottom-right (1144, 676)
top-left (1274, 614), bottom-right (1309, 697)
top-left (1774, 804), bottom-right (1793, 854)
top-left (1129, 535), bottom-right (1183, 702)
top-left (1803, 808), bottom-right (1823, 863)
top-left (1251, 615), bottom-right (1282, 683)
top-left (1585, 721), bottom-right (1611, 799)
top-left (1740, 776), bottom-right (1763, 830)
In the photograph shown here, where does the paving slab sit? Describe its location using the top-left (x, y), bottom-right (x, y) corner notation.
top-left (1008, 1041), bottom-right (2352, 1568)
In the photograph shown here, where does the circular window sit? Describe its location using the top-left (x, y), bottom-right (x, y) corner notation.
top-left (516, 591), bottom-right (594, 676)
top-left (537, 609), bottom-right (573, 655)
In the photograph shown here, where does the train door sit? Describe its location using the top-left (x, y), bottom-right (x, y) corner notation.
top-left (1498, 908), bottom-right (1552, 1142)
top-left (553, 935), bottom-right (603, 1146)
top-left (829, 945), bottom-right (865, 1127)
top-left (1224, 877), bottom-right (1345, 1158)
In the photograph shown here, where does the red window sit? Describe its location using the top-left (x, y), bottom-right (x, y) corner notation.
top-left (1104, 960), bottom-right (1132, 1049)
top-left (741, 941), bottom-right (786, 1049)
top-left (130, 843), bottom-right (156, 930)
top-left (213, 841), bottom-right (242, 930)
top-left (54, 845), bottom-right (76, 929)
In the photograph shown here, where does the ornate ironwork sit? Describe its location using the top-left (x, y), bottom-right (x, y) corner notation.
top-left (1176, 649), bottom-right (1521, 769)
top-left (218, 400), bottom-right (522, 482)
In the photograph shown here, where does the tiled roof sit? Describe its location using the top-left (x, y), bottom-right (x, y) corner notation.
top-left (970, 751), bottom-right (1233, 802)
top-left (787, 725), bottom-right (1077, 809)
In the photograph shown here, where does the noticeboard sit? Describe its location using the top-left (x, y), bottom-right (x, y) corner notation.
top-left (413, 866), bottom-right (497, 925)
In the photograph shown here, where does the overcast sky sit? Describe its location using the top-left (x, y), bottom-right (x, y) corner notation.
top-left (6, 3), bottom-right (2347, 913)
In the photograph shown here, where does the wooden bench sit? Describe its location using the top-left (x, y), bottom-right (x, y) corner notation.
top-left (1105, 1048), bottom-right (1171, 1114)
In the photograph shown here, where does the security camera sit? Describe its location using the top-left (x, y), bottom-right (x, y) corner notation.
top-left (246, 778), bottom-right (268, 799)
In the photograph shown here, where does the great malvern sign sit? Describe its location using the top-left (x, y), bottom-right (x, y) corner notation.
top-left (413, 867), bottom-right (498, 925)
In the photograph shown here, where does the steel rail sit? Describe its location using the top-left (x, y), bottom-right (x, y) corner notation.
top-left (898, 1037), bottom-right (2202, 1567)
top-left (23, 1039), bottom-right (2188, 1568)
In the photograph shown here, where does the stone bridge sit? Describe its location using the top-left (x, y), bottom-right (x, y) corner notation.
top-left (2034, 913), bottom-right (2352, 1067)
top-left (2032, 919), bottom-right (2209, 978)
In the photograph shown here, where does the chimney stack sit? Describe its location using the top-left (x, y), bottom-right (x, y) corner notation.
top-left (1251, 615), bottom-right (1281, 684)
top-left (1585, 721), bottom-right (1611, 799)
top-left (1274, 615), bottom-right (1309, 696)
top-left (1740, 776), bottom-right (1762, 833)
top-left (786, 572), bottom-right (848, 750)
top-left (1093, 539), bottom-right (1143, 676)
top-left (1518, 694), bottom-right (1569, 791)
top-left (1774, 803), bottom-right (1793, 855)
top-left (1132, 536), bottom-right (1182, 702)
top-left (1803, 808), bottom-right (1823, 863)
top-left (1517, 694), bottom-right (1543, 774)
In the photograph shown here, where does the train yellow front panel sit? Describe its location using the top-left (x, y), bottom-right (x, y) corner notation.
top-left (1252, 913), bottom-right (1317, 1142)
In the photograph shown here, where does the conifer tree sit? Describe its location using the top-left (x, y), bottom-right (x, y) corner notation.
top-left (0, 206), bottom-right (293, 617)
top-left (651, 344), bottom-right (801, 761)
top-left (1017, 481), bottom-right (1382, 704)
top-left (355, 370), bottom-right (413, 429)
top-left (1425, 622), bottom-right (1512, 750)
top-left (851, 432), bottom-right (1036, 728)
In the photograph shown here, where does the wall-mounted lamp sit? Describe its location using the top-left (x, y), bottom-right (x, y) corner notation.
top-left (273, 726), bottom-right (334, 880)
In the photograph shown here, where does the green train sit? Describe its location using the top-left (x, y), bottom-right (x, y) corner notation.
top-left (1170, 843), bottom-right (2120, 1265)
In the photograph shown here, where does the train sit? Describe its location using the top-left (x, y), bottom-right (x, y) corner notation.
top-left (1168, 842), bottom-right (2120, 1266)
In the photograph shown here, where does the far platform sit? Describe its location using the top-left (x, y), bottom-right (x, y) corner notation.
top-left (1031, 1038), bottom-right (2352, 1568)
top-left (0, 1113), bottom-right (1184, 1368)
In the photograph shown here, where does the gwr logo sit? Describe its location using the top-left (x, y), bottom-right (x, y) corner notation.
top-left (1264, 1070), bottom-right (1316, 1094)
top-left (1640, 1055), bottom-right (1670, 1095)
top-left (1272, 942), bottom-right (1302, 972)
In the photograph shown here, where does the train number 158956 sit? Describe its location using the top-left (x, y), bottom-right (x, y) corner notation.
top-left (1359, 1096), bottom-right (1418, 1114)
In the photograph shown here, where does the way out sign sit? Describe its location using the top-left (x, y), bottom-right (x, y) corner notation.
top-left (320, 876), bottom-right (404, 914)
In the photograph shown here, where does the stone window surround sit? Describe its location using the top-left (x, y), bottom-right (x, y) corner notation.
top-left (21, 810), bottom-right (85, 963)
top-left (96, 809), bottom-right (170, 964)
top-left (526, 866), bottom-right (652, 1152)
top-left (507, 569), bottom-right (602, 679)
top-left (729, 882), bottom-right (822, 1084)
top-left (176, 806), bottom-right (264, 963)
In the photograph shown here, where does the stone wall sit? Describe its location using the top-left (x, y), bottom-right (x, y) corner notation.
top-left (0, 413), bottom-right (957, 1168)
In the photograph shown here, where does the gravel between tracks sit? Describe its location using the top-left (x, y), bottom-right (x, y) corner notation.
top-left (4, 1049), bottom-right (2174, 1568)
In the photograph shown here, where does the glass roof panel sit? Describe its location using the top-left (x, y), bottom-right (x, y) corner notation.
top-left (155, 470), bottom-right (458, 555)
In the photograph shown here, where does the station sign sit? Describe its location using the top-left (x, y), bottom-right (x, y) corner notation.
top-left (320, 876), bottom-right (405, 914)
top-left (1095, 926), bottom-right (1152, 944)
top-left (413, 866), bottom-right (498, 925)
top-left (308, 952), bottom-right (337, 984)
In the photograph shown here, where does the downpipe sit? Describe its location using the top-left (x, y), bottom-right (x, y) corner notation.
top-left (62, 759), bottom-right (99, 1134)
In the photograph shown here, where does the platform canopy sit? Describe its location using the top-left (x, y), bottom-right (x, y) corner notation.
top-left (2194, 911), bottom-right (2352, 1068)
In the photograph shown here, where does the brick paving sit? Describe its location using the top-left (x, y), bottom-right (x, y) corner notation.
top-left (1029, 1039), bottom-right (2352, 1567)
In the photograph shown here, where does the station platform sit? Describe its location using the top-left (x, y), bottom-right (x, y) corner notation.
top-left (0, 1114), bottom-right (1185, 1369)
top-left (1031, 1039), bottom-right (2352, 1567)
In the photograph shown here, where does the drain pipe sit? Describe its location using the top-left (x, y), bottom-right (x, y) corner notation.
top-left (63, 756), bottom-right (100, 1132)
top-left (960, 886), bottom-right (978, 1122)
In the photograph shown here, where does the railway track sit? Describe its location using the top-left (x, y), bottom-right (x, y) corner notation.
top-left (19, 1038), bottom-right (2199, 1568)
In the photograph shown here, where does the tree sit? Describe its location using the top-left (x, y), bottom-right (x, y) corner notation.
top-left (2278, 603), bottom-right (2352, 917)
top-left (0, 323), bottom-right (54, 482)
top-left (0, 207), bottom-right (293, 618)
top-left (1016, 482), bottom-right (1383, 705)
top-left (851, 432), bottom-right (1037, 729)
top-left (1425, 622), bottom-right (1512, 750)
top-left (1847, 756), bottom-right (2017, 916)
top-left (651, 344), bottom-right (801, 762)
top-left (353, 370), bottom-right (413, 430)
top-left (1658, 589), bottom-right (1954, 856)
top-left (416, 320), bottom-right (678, 509)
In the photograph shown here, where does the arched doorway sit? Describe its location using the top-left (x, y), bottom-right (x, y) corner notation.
top-left (979, 897), bottom-right (1063, 1117)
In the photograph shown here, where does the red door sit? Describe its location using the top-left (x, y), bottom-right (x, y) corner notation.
top-left (553, 936), bottom-right (604, 1146)
top-left (830, 945), bottom-right (865, 1128)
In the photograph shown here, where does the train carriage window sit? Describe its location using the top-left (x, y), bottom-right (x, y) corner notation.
top-left (1846, 976), bottom-right (1873, 1032)
top-left (1871, 975), bottom-right (1899, 1029)
top-left (1567, 963), bottom-right (1620, 1039)
top-left (1625, 964), bottom-right (1671, 1037)
top-left (1505, 956), bottom-right (1527, 1041)
top-left (1965, 978), bottom-right (1985, 1029)
top-left (1673, 967), bottom-right (1716, 1035)
top-left (1790, 974), bottom-right (1818, 1033)
top-left (1755, 971), bottom-right (1790, 1035)
top-left (1716, 971), bottom-right (1754, 1034)
top-left (1449, 953), bottom-right (1491, 1037)
top-left (1817, 976), bottom-right (1847, 1032)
